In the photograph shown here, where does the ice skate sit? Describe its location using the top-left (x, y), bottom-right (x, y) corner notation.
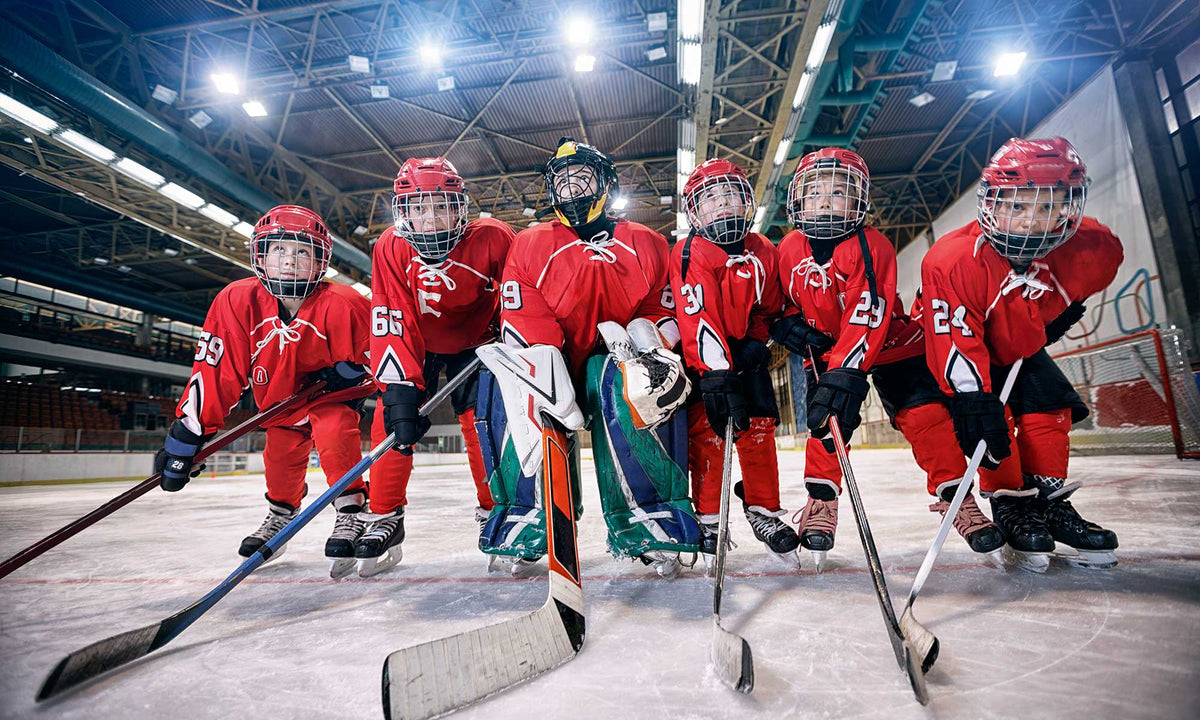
top-left (734, 481), bottom-right (800, 568)
top-left (326, 489), bottom-right (367, 579)
top-left (990, 494), bottom-right (1054, 573)
top-left (1043, 498), bottom-right (1118, 569)
top-left (697, 513), bottom-right (721, 576)
top-left (637, 550), bottom-right (683, 578)
top-left (355, 509), bottom-right (405, 577)
top-left (930, 488), bottom-right (1006, 569)
top-left (795, 490), bottom-right (837, 572)
top-left (238, 495), bottom-right (298, 563)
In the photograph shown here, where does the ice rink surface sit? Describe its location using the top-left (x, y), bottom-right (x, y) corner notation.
top-left (1, 448), bottom-right (1199, 720)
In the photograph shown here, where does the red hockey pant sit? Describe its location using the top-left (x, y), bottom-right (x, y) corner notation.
top-left (368, 403), bottom-right (492, 515)
top-left (687, 403), bottom-right (781, 516)
top-left (263, 401), bottom-right (364, 508)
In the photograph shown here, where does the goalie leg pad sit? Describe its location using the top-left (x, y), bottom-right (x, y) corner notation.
top-left (586, 355), bottom-right (699, 558)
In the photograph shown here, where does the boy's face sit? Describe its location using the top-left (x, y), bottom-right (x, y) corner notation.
top-left (694, 181), bottom-right (752, 222)
top-left (261, 238), bottom-right (317, 281)
top-left (551, 163), bottom-right (600, 201)
top-left (987, 187), bottom-right (1071, 236)
top-left (798, 169), bottom-right (861, 218)
top-left (402, 192), bottom-right (460, 234)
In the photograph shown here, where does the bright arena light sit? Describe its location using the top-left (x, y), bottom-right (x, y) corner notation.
top-left (0, 92), bottom-right (59, 134)
top-left (419, 41), bottom-right (443, 65)
top-left (211, 72), bottom-right (240, 95)
top-left (993, 51), bottom-right (1027, 77)
top-left (242, 101), bottom-right (268, 118)
top-left (574, 54), bottom-right (596, 72)
top-left (566, 15), bottom-right (592, 46)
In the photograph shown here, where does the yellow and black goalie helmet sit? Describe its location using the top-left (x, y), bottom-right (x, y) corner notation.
top-left (542, 137), bottom-right (619, 228)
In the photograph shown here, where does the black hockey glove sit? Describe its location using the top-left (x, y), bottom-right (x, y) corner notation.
top-left (154, 420), bottom-right (205, 492)
top-left (730, 337), bottom-right (771, 373)
top-left (807, 367), bottom-right (869, 440)
top-left (1044, 301), bottom-right (1086, 346)
top-left (699, 370), bottom-right (750, 438)
top-left (383, 384), bottom-right (432, 455)
top-left (314, 361), bottom-right (368, 392)
top-left (949, 391), bottom-right (1012, 470)
top-left (770, 314), bottom-right (834, 357)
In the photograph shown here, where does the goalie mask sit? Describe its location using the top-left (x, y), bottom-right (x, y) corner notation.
top-left (251, 205), bottom-right (332, 301)
top-left (392, 157), bottom-right (470, 261)
top-left (787, 148), bottom-right (871, 241)
top-left (544, 137), bottom-right (619, 228)
top-left (977, 136), bottom-right (1089, 267)
top-left (682, 158), bottom-right (756, 247)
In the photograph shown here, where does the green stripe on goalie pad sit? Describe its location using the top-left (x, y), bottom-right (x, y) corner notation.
top-left (480, 436), bottom-right (581, 559)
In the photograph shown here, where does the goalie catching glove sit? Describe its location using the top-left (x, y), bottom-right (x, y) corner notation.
top-left (598, 320), bottom-right (690, 430)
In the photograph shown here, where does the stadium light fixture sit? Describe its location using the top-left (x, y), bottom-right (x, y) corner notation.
top-left (242, 100), bottom-right (268, 118)
top-left (680, 43), bottom-right (702, 84)
top-left (478, 211), bottom-right (493, 219)
top-left (56, 129), bottom-right (116, 164)
top-left (233, 222), bottom-right (254, 238)
top-left (370, 84), bottom-right (390, 99)
top-left (157, 182), bottom-right (205, 210)
top-left (909, 90), bottom-right (936, 108)
top-left (199, 203), bottom-right (239, 227)
top-left (0, 92), bottom-right (59, 134)
top-left (437, 76), bottom-right (456, 92)
top-left (931, 60), bottom-right (957, 82)
top-left (646, 46), bottom-right (668, 62)
top-left (647, 12), bottom-right (668, 33)
top-left (348, 55), bottom-right (371, 73)
top-left (574, 54), bottom-right (596, 72)
top-left (792, 70), bottom-right (816, 109)
top-left (211, 72), bottom-right (240, 95)
top-left (966, 88), bottom-right (996, 101)
top-left (774, 138), bottom-right (792, 166)
top-left (114, 157), bottom-right (166, 188)
top-left (806, 21), bottom-right (836, 68)
top-left (566, 15), bottom-right (592, 46)
top-left (189, 111), bottom-right (213, 129)
top-left (612, 196), bottom-right (629, 210)
top-left (993, 51), bottom-right (1026, 77)
top-left (162, 247), bottom-right (180, 257)
top-left (419, 41), bottom-right (443, 65)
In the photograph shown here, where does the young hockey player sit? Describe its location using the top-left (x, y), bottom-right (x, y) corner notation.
top-left (920, 136), bottom-right (1122, 570)
top-left (478, 137), bottom-right (698, 577)
top-left (672, 158), bottom-right (801, 568)
top-left (155, 205), bottom-right (374, 576)
top-left (774, 148), bottom-right (1006, 570)
top-left (365, 157), bottom-right (515, 576)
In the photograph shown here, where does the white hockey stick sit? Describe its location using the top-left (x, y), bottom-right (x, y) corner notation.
top-left (711, 423), bottom-right (754, 693)
top-left (381, 414), bottom-right (584, 720)
top-left (898, 357), bottom-right (1024, 683)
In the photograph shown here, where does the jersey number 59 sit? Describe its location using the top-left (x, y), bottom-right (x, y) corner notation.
top-left (194, 331), bottom-right (224, 366)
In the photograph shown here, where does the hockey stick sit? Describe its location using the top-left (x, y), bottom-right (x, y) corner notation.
top-left (35, 363), bottom-right (476, 702)
top-left (381, 411), bottom-right (584, 720)
top-left (897, 357), bottom-right (1024, 682)
top-left (711, 423), bottom-right (754, 693)
top-left (810, 354), bottom-right (928, 704)
top-left (0, 378), bottom-right (346, 579)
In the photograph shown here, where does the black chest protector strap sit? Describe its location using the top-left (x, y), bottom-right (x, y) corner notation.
top-left (856, 228), bottom-right (879, 309)
top-left (679, 230), bottom-right (697, 283)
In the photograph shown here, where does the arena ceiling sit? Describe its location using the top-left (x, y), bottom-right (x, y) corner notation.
top-left (0, 0), bottom-right (1196, 318)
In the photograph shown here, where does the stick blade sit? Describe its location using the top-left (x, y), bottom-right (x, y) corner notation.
top-left (711, 620), bottom-right (754, 694)
top-left (898, 606), bottom-right (939, 674)
top-left (902, 639), bottom-right (930, 706)
top-left (36, 621), bottom-right (162, 701)
top-left (382, 600), bottom-right (581, 720)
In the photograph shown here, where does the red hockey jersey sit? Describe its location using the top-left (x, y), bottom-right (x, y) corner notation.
top-left (777, 226), bottom-right (911, 370)
top-left (369, 217), bottom-right (514, 390)
top-left (920, 216), bottom-right (1123, 395)
top-left (175, 277), bottom-right (373, 435)
top-left (499, 219), bottom-right (676, 376)
top-left (669, 232), bottom-right (783, 372)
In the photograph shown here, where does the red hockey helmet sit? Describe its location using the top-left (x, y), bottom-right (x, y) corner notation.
top-left (250, 205), bottom-right (332, 301)
top-left (682, 158), bottom-right (756, 246)
top-left (977, 136), bottom-right (1089, 266)
top-left (787, 148), bottom-right (871, 240)
top-left (391, 157), bottom-right (470, 261)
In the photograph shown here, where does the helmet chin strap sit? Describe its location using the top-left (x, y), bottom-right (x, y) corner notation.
top-left (570, 213), bottom-right (615, 242)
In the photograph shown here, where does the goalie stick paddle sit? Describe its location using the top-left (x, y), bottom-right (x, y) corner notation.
top-left (382, 412), bottom-right (584, 720)
top-left (36, 363), bottom-right (477, 702)
top-left (0, 378), bottom-right (339, 580)
top-left (711, 423), bottom-right (754, 694)
top-left (810, 354), bottom-right (927, 705)
top-left (898, 357), bottom-right (1024, 688)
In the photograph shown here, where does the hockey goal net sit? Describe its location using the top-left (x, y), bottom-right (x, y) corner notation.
top-left (1053, 328), bottom-right (1200, 458)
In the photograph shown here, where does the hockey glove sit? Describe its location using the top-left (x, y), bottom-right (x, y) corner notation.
top-left (730, 337), bottom-right (771, 373)
top-left (1044, 301), bottom-right (1086, 346)
top-left (949, 391), bottom-right (1012, 470)
top-left (154, 420), bottom-right (205, 492)
top-left (770, 314), bottom-right (834, 357)
top-left (699, 370), bottom-right (750, 438)
top-left (807, 367), bottom-right (869, 440)
top-left (314, 361), bottom-right (368, 392)
top-left (383, 383), bottom-right (432, 455)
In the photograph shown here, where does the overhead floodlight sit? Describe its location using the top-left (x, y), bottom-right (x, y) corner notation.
top-left (966, 88), bottom-right (996, 101)
top-left (646, 46), bottom-right (668, 62)
top-left (647, 12), bottom-right (668, 33)
top-left (370, 84), bottom-right (390, 99)
top-left (478, 211), bottom-right (493, 219)
top-left (676, 147), bottom-right (696, 175)
top-left (189, 111), bottom-right (213, 129)
top-left (754, 206), bottom-right (767, 225)
top-left (806, 21), bottom-right (837, 68)
top-left (909, 90), bottom-right (936, 108)
top-left (574, 54), bottom-right (596, 72)
top-left (162, 247), bottom-right (179, 257)
top-left (352, 282), bottom-right (371, 297)
top-left (199, 203), bottom-right (239, 227)
top-left (792, 70), bottom-right (816, 108)
top-left (773, 139), bottom-right (791, 166)
top-left (522, 207), bottom-right (536, 217)
top-left (353, 225), bottom-right (369, 236)
top-left (114, 157), bottom-right (166, 188)
top-left (749, 134), bottom-right (763, 143)
top-left (931, 60), bottom-right (957, 82)
top-left (680, 42), bottom-right (702, 84)
top-left (56, 129), bottom-right (116, 163)
top-left (993, 51), bottom-right (1026, 77)
top-left (324, 266), bottom-right (340, 279)
top-left (659, 195), bottom-right (672, 205)
top-left (233, 221), bottom-right (254, 238)
top-left (348, 55), bottom-right (371, 73)
top-left (184, 258), bottom-right (198, 265)
top-left (437, 75), bottom-right (456, 92)
top-left (152, 85), bottom-right (178, 104)
top-left (117, 265), bottom-right (132, 273)
top-left (419, 41), bottom-right (443, 65)
top-left (242, 100), bottom-right (268, 118)
top-left (679, 0), bottom-right (703, 40)
top-left (566, 15), bottom-right (592, 46)
top-left (93, 257), bottom-right (109, 266)
top-left (211, 72), bottom-right (240, 95)
top-left (0, 92), bottom-right (59, 134)
top-left (713, 116), bottom-right (729, 126)
top-left (158, 182), bottom-right (205, 209)
top-left (612, 196), bottom-right (629, 210)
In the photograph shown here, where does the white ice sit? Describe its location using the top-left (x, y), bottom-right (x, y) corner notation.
top-left (2, 449), bottom-right (1199, 719)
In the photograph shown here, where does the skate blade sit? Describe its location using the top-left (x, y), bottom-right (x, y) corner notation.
top-left (329, 557), bottom-right (357, 579)
top-left (509, 557), bottom-right (541, 577)
top-left (700, 552), bottom-right (715, 577)
top-left (1002, 545), bottom-right (1049, 574)
top-left (766, 546), bottom-right (801, 570)
top-left (654, 557), bottom-right (682, 579)
top-left (1051, 547), bottom-right (1117, 569)
top-left (809, 549), bottom-right (828, 573)
top-left (984, 549), bottom-right (1006, 569)
top-left (357, 547), bottom-right (403, 577)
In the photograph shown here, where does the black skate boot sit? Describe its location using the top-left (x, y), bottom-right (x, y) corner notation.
top-left (239, 495), bottom-right (299, 561)
top-left (734, 481), bottom-right (800, 568)
top-left (1042, 498), bottom-right (1118, 569)
top-left (795, 480), bottom-right (838, 572)
top-left (989, 493), bottom-right (1054, 573)
top-left (354, 508), bottom-right (405, 577)
top-left (930, 483), bottom-right (1006, 567)
top-left (325, 488), bottom-right (367, 579)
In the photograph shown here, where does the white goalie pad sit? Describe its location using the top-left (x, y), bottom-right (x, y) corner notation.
top-left (599, 320), bottom-right (691, 430)
top-left (476, 343), bottom-right (585, 477)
